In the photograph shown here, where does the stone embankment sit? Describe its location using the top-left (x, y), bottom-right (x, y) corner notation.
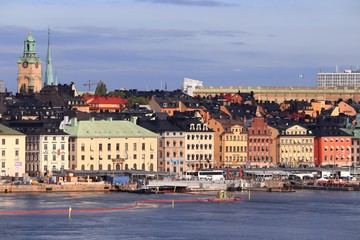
top-left (0, 183), bottom-right (111, 193)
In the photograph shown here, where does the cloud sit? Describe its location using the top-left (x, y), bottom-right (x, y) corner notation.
top-left (136, 0), bottom-right (235, 7)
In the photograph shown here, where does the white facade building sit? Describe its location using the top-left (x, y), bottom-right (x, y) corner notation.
top-left (317, 70), bottom-right (360, 87)
top-left (182, 78), bottom-right (203, 97)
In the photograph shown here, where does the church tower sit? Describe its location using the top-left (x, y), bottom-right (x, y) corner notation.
top-left (44, 27), bottom-right (55, 86)
top-left (17, 32), bottom-right (42, 93)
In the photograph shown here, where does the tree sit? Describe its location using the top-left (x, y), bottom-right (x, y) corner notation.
top-left (95, 81), bottom-right (107, 96)
top-left (126, 96), bottom-right (148, 108)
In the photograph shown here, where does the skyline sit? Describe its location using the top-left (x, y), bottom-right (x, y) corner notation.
top-left (1, 0), bottom-right (360, 93)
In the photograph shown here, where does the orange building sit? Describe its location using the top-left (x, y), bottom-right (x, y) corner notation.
top-left (82, 94), bottom-right (127, 113)
top-left (17, 32), bottom-right (42, 93)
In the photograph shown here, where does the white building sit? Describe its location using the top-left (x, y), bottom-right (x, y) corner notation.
top-left (317, 70), bottom-right (360, 87)
top-left (182, 78), bottom-right (203, 97)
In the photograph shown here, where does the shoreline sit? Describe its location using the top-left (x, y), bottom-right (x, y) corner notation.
top-left (0, 183), bottom-right (111, 193)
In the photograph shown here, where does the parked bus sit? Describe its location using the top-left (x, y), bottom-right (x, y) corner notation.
top-left (184, 171), bottom-right (199, 180)
top-left (198, 170), bottom-right (225, 181)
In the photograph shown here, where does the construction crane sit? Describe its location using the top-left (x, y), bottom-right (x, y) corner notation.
top-left (83, 80), bottom-right (98, 92)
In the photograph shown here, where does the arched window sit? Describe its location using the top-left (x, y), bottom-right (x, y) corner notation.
top-left (81, 165), bottom-right (85, 170)
top-left (90, 164), bottom-right (94, 171)
top-left (142, 163), bottom-right (145, 170)
top-left (133, 164), bottom-right (137, 170)
top-left (108, 164), bottom-right (111, 170)
top-left (125, 164), bottom-right (129, 170)
top-left (99, 164), bottom-right (103, 170)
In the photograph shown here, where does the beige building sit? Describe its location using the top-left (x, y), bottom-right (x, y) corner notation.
top-left (194, 86), bottom-right (360, 103)
top-left (0, 124), bottom-right (26, 177)
top-left (25, 131), bottom-right (69, 177)
top-left (64, 118), bottom-right (159, 171)
top-left (277, 125), bottom-right (315, 167)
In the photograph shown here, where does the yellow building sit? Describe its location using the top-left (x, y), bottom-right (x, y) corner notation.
top-left (0, 124), bottom-right (26, 177)
top-left (222, 124), bottom-right (248, 168)
top-left (64, 118), bottom-right (159, 171)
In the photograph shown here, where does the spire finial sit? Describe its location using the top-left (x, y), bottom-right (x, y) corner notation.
top-left (28, 26), bottom-right (32, 35)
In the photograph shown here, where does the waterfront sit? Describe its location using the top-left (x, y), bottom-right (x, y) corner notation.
top-left (0, 191), bottom-right (360, 240)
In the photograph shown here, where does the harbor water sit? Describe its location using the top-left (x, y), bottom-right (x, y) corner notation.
top-left (0, 190), bottom-right (359, 240)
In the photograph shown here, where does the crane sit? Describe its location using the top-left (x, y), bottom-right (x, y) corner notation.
top-left (83, 80), bottom-right (98, 92)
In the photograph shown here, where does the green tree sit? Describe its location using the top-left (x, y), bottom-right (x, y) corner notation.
top-left (95, 80), bottom-right (107, 96)
top-left (126, 96), bottom-right (148, 108)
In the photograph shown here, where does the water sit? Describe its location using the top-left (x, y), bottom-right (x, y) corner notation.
top-left (0, 191), bottom-right (360, 240)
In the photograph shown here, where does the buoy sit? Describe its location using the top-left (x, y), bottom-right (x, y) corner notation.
top-left (68, 206), bottom-right (72, 219)
top-left (248, 190), bottom-right (251, 201)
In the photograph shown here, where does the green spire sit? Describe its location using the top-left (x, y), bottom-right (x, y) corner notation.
top-left (44, 27), bottom-right (54, 86)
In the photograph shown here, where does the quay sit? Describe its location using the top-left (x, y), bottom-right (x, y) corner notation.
top-left (0, 183), bottom-right (111, 193)
top-left (293, 184), bottom-right (360, 191)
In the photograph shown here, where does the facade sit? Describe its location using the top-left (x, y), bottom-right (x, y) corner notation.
top-left (311, 121), bottom-right (352, 167)
top-left (177, 118), bottom-right (214, 171)
top-left (0, 124), bottom-right (26, 177)
top-left (64, 118), bottom-right (159, 171)
top-left (248, 118), bottom-right (272, 168)
top-left (138, 118), bottom-right (185, 174)
top-left (277, 125), bottom-right (315, 168)
top-left (17, 32), bottom-right (42, 93)
top-left (25, 131), bottom-right (69, 177)
top-left (194, 86), bottom-right (360, 103)
top-left (182, 78), bottom-right (203, 97)
top-left (317, 70), bottom-right (360, 87)
top-left (222, 124), bottom-right (247, 168)
top-left (207, 119), bottom-right (241, 168)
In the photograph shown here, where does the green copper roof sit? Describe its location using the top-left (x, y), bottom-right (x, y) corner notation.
top-left (25, 34), bottom-right (35, 42)
top-left (0, 124), bottom-right (25, 136)
top-left (64, 118), bottom-right (159, 138)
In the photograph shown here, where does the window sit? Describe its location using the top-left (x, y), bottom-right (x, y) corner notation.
top-left (44, 144), bottom-right (48, 150)
top-left (81, 144), bottom-right (85, 152)
top-left (108, 143), bottom-right (111, 151)
top-left (81, 155), bottom-right (85, 160)
top-left (133, 143), bottom-right (137, 151)
top-left (53, 155), bottom-right (56, 161)
top-left (61, 144), bottom-right (65, 150)
top-left (1, 162), bottom-right (5, 168)
top-left (108, 155), bottom-right (111, 160)
top-left (125, 143), bottom-right (128, 151)
top-left (99, 144), bottom-right (103, 151)
top-left (133, 154), bottom-right (137, 159)
top-left (16, 139), bottom-right (19, 145)
top-left (15, 150), bottom-right (19, 157)
top-left (116, 143), bottom-right (120, 151)
top-left (142, 143), bottom-right (145, 151)
top-left (44, 155), bottom-right (48, 161)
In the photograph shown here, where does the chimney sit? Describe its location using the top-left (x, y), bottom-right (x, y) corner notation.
top-left (71, 117), bottom-right (78, 127)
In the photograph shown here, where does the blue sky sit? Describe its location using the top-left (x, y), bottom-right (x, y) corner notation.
top-left (1, 0), bottom-right (359, 93)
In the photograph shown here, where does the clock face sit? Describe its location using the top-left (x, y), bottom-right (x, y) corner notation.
top-left (22, 61), bottom-right (28, 68)
top-left (35, 62), bottom-right (39, 68)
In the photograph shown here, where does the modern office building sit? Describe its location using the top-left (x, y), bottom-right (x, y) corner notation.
top-left (317, 70), bottom-right (360, 87)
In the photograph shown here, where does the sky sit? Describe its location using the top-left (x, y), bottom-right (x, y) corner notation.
top-left (1, 0), bottom-right (360, 93)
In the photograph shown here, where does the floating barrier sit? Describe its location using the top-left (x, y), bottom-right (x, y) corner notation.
top-left (0, 197), bottom-right (242, 215)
